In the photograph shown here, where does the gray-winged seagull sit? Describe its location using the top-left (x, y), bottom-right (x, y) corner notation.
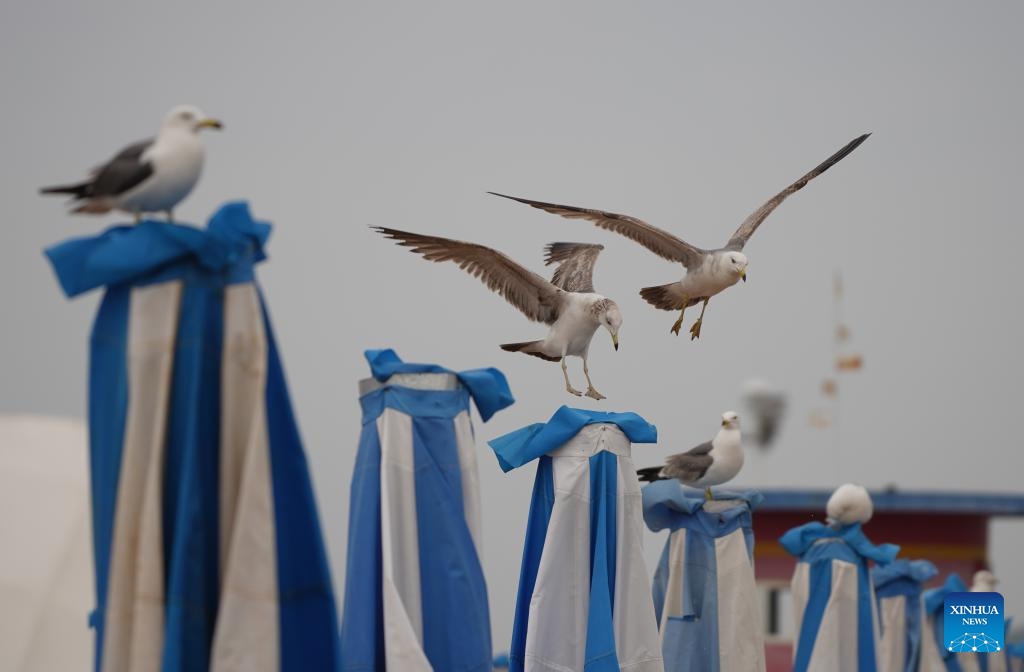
top-left (637, 411), bottom-right (744, 500)
top-left (40, 104), bottom-right (222, 222)
top-left (490, 133), bottom-right (869, 340)
top-left (374, 228), bottom-right (622, 400)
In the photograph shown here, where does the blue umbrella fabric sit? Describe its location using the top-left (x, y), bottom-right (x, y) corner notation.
top-left (45, 203), bottom-right (339, 672)
top-left (340, 349), bottom-right (514, 671)
top-left (489, 406), bottom-right (664, 672)
top-left (643, 481), bottom-right (765, 671)
top-left (780, 521), bottom-right (900, 672)
top-left (871, 558), bottom-right (938, 672)
top-left (921, 573), bottom-right (1012, 672)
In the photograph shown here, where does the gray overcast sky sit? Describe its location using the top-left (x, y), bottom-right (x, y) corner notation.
top-left (2, 0), bottom-right (1023, 647)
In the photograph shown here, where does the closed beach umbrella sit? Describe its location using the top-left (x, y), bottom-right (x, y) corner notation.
top-left (781, 520), bottom-right (899, 672)
top-left (871, 558), bottom-right (938, 672)
top-left (643, 480), bottom-right (765, 671)
top-left (488, 406), bottom-right (664, 672)
top-left (45, 203), bottom-right (339, 671)
top-left (0, 415), bottom-right (92, 672)
top-left (339, 348), bottom-right (514, 671)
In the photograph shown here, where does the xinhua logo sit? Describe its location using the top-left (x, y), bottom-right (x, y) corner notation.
top-left (944, 592), bottom-right (1004, 653)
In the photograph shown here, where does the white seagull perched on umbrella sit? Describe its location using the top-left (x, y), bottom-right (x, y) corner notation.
top-left (490, 133), bottom-right (869, 340)
top-left (637, 411), bottom-right (744, 500)
top-left (374, 228), bottom-right (622, 399)
top-left (826, 483), bottom-right (874, 527)
top-left (40, 104), bottom-right (222, 222)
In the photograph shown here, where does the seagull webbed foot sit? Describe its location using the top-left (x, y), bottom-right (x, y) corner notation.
top-left (689, 318), bottom-right (703, 340)
top-left (670, 318), bottom-right (684, 336)
top-left (565, 385), bottom-right (583, 397)
top-left (704, 488), bottom-right (714, 501)
top-left (585, 387), bottom-right (606, 401)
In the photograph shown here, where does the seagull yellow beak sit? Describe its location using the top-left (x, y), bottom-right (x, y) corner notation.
top-left (196, 118), bottom-right (223, 130)
top-left (740, 269), bottom-right (747, 283)
top-left (722, 419), bottom-right (728, 427)
top-left (612, 334), bottom-right (619, 351)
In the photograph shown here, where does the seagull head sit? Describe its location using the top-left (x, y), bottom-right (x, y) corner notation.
top-left (599, 300), bottom-right (623, 351)
top-left (725, 251), bottom-right (748, 282)
top-left (720, 411), bottom-right (740, 430)
top-left (971, 570), bottom-right (998, 592)
top-left (826, 483), bottom-right (873, 527)
top-left (162, 105), bottom-right (223, 134)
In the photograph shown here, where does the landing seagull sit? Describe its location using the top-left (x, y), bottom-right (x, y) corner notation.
top-left (490, 133), bottom-right (869, 340)
top-left (40, 104), bottom-right (222, 222)
top-left (637, 411), bottom-right (743, 500)
top-left (374, 228), bottom-right (622, 399)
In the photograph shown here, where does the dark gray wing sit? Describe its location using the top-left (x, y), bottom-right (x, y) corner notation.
top-left (543, 242), bottom-right (603, 293)
top-left (490, 192), bottom-right (706, 269)
top-left (660, 440), bottom-right (714, 483)
top-left (87, 139), bottom-right (155, 197)
top-left (374, 227), bottom-right (565, 324)
top-left (724, 133), bottom-right (870, 251)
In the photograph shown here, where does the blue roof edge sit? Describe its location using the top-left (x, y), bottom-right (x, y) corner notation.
top-left (751, 488), bottom-right (1024, 516)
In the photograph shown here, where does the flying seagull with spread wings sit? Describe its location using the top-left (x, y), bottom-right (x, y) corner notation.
top-left (374, 229), bottom-right (622, 399)
top-left (637, 411), bottom-right (743, 500)
top-left (490, 133), bottom-right (869, 340)
top-left (40, 104), bottom-right (222, 222)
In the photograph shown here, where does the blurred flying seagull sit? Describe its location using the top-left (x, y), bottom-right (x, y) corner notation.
top-left (637, 411), bottom-right (743, 500)
top-left (40, 104), bottom-right (222, 222)
top-left (490, 133), bottom-right (869, 340)
top-left (374, 228), bottom-right (622, 399)
top-left (740, 378), bottom-right (788, 447)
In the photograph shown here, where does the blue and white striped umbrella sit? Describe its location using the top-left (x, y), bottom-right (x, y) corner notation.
top-left (921, 574), bottom-right (968, 671)
top-left (339, 349), bottom-right (514, 671)
top-left (45, 203), bottom-right (339, 671)
top-left (781, 522), bottom-right (900, 672)
top-left (921, 574), bottom-right (1010, 672)
top-left (871, 558), bottom-right (938, 672)
top-left (642, 481), bottom-right (765, 672)
top-left (1007, 642), bottom-right (1024, 672)
top-left (489, 406), bottom-right (665, 672)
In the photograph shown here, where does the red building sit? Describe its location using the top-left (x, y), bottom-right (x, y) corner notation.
top-left (751, 489), bottom-right (1024, 671)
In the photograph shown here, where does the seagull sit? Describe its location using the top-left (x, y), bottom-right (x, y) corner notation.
top-left (490, 133), bottom-right (869, 340)
top-left (971, 570), bottom-right (998, 593)
top-left (374, 228), bottom-right (622, 399)
top-left (826, 483), bottom-right (873, 527)
top-left (40, 104), bottom-right (222, 222)
top-left (740, 378), bottom-right (787, 447)
top-left (637, 411), bottom-right (743, 500)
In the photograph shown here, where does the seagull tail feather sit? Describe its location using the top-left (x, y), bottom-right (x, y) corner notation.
top-left (636, 466), bottom-right (666, 483)
top-left (39, 181), bottom-right (90, 198)
top-left (499, 340), bottom-right (560, 362)
top-left (640, 283), bottom-right (691, 311)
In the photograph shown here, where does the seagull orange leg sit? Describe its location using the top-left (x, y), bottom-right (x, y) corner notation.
top-left (690, 298), bottom-right (710, 340)
top-left (582, 358), bottom-right (605, 401)
top-left (561, 357), bottom-right (582, 397)
top-left (670, 298), bottom-right (689, 336)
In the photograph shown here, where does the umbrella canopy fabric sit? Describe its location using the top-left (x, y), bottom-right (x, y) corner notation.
top-left (45, 203), bottom-right (339, 672)
top-left (0, 415), bottom-right (93, 672)
top-left (642, 481), bottom-right (765, 672)
top-left (871, 558), bottom-right (938, 672)
top-left (781, 522), bottom-right (900, 672)
top-left (489, 407), bottom-right (664, 672)
top-left (921, 574), bottom-right (1010, 672)
top-left (340, 349), bottom-right (514, 672)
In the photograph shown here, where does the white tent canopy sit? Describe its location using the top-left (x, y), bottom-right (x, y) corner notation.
top-left (0, 414), bottom-right (93, 672)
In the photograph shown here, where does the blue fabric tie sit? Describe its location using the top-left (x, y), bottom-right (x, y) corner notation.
top-left (45, 201), bottom-right (271, 297)
top-left (780, 521), bottom-right (900, 565)
top-left (488, 405), bottom-right (658, 472)
top-left (363, 348), bottom-right (514, 422)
